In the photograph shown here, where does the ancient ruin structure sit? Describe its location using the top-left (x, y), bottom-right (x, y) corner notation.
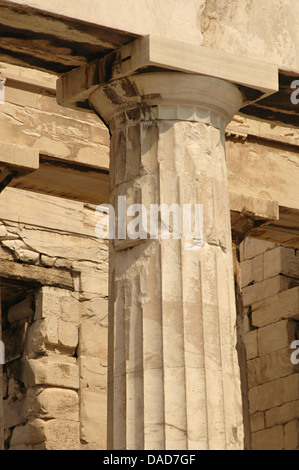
top-left (0, 0), bottom-right (299, 450)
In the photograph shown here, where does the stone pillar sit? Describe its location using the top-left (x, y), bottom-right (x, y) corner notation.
top-left (89, 72), bottom-right (244, 450)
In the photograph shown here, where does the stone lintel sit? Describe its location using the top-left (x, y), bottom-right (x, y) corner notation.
top-left (56, 35), bottom-right (279, 112)
top-left (0, 141), bottom-right (39, 192)
top-left (230, 192), bottom-right (279, 245)
top-left (230, 192), bottom-right (279, 223)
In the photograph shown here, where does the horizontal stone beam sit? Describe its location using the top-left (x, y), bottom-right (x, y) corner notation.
top-left (57, 35), bottom-right (279, 111)
top-left (0, 141), bottom-right (39, 171)
top-left (0, 258), bottom-right (74, 289)
top-left (229, 192), bottom-right (279, 222)
top-left (9, 156), bottom-right (109, 206)
top-left (249, 207), bottom-right (299, 248)
top-left (0, 141), bottom-right (39, 192)
top-left (230, 192), bottom-right (279, 244)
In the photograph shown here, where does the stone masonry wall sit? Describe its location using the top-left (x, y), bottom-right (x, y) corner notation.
top-left (0, 189), bottom-right (108, 450)
top-left (241, 238), bottom-right (299, 450)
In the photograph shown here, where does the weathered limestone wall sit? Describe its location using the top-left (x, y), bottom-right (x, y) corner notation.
top-left (0, 59), bottom-right (110, 449)
top-left (0, 61), bottom-right (109, 171)
top-left (241, 238), bottom-right (299, 450)
top-left (0, 192), bottom-right (108, 449)
top-left (5, 0), bottom-right (299, 70)
top-left (202, 0), bottom-right (299, 71)
top-left (3, 0), bottom-right (206, 46)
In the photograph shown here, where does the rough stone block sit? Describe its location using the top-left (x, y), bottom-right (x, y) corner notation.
top-left (22, 356), bottom-right (79, 390)
top-left (82, 298), bottom-right (108, 325)
top-left (247, 348), bottom-right (298, 388)
top-left (0, 222), bottom-right (7, 238)
top-left (241, 238), bottom-right (276, 261)
top-left (25, 318), bottom-right (58, 356)
top-left (249, 378), bottom-right (286, 414)
top-left (10, 419), bottom-right (46, 447)
top-left (244, 330), bottom-right (258, 360)
top-left (252, 254), bottom-right (264, 282)
top-left (251, 425), bottom-right (284, 450)
top-left (284, 420), bottom-right (299, 450)
top-left (80, 390), bottom-right (107, 448)
top-left (250, 412), bottom-right (265, 433)
top-left (35, 286), bottom-right (80, 323)
top-left (283, 374), bottom-right (299, 403)
top-left (264, 247), bottom-right (299, 280)
top-left (252, 287), bottom-right (299, 327)
top-left (42, 419), bottom-right (80, 450)
top-left (3, 397), bottom-right (27, 429)
top-left (241, 259), bottom-right (253, 288)
top-left (79, 356), bottom-right (107, 390)
top-left (7, 296), bottom-right (34, 323)
top-left (27, 388), bottom-right (79, 421)
top-left (80, 271), bottom-right (108, 299)
top-left (266, 400), bottom-right (299, 428)
top-left (257, 320), bottom-right (298, 356)
top-left (40, 255), bottom-right (57, 267)
top-left (9, 418), bottom-right (80, 450)
top-left (242, 275), bottom-right (293, 307)
top-left (79, 323), bottom-right (107, 362)
top-left (58, 320), bottom-right (78, 350)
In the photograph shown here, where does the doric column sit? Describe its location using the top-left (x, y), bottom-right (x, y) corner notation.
top-left (89, 72), bottom-right (244, 450)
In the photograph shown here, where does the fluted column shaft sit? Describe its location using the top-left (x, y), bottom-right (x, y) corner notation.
top-left (90, 73), bottom-right (244, 450)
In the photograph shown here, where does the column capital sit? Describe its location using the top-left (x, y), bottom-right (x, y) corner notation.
top-left (56, 35), bottom-right (279, 118)
top-left (89, 73), bottom-right (244, 132)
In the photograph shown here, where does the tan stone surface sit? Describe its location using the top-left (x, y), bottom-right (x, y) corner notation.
top-left (284, 420), bottom-right (299, 450)
top-left (8, 0), bottom-right (299, 71)
top-left (244, 330), bottom-right (258, 360)
top-left (257, 320), bottom-right (298, 357)
top-left (250, 412), bottom-right (265, 433)
top-left (252, 287), bottom-right (299, 328)
top-left (227, 135), bottom-right (299, 214)
top-left (10, 419), bottom-right (46, 448)
top-left (251, 425), bottom-right (284, 450)
top-left (79, 357), bottom-right (107, 390)
top-left (249, 377), bottom-right (296, 414)
top-left (80, 390), bottom-right (107, 449)
top-left (266, 400), bottom-right (299, 428)
top-left (35, 286), bottom-right (80, 323)
top-left (28, 388), bottom-right (79, 421)
top-left (247, 348), bottom-right (298, 388)
top-left (22, 356), bottom-right (79, 390)
top-left (242, 275), bottom-right (295, 307)
top-left (0, 71), bottom-right (109, 167)
top-left (241, 238), bottom-right (276, 262)
top-left (264, 247), bottom-right (299, 280)
top-left (79, 324), bottom-right (107, 362)
top-left (202, 0), bottom-right (299, 71)
top-left (4, 0), bottom-right (206, 46)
